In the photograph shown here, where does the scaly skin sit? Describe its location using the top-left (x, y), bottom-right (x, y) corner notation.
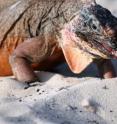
top-left (0, 0), bottom-right (117, 83)
top-left (0, 0), bottom-right (18, 11)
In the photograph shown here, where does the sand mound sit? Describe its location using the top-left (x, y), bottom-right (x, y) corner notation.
top-left (0, 71), bottom-right (117, 124)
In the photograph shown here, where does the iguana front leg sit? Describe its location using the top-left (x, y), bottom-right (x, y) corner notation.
top-left (95, 59), bottom-right (116, 79)
top-left (9, 37), bottom-right (51, 83)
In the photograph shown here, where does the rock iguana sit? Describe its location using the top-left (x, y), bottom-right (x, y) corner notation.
top-left (0, 0), bottom-right (117, 83)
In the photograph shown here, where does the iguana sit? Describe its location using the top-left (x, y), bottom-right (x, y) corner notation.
top-left (0, 0), bottom-right (18, 11)
top-left (0, 0), bottom-right (117, 83)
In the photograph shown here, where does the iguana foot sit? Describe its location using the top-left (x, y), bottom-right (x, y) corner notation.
top-left (95, 59), bottom-right (116, 79)
top-left (9, 37), bottom-right (50, 83)
top-left (9, 55), bottom-right (39, 83)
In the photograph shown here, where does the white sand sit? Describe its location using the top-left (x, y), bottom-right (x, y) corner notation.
top-left (0, 0), bottom-right (117, 124)
top-left (0, 72), bottom-right (117, 124)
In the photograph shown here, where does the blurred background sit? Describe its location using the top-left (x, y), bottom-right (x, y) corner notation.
top-left (97, 0), bottom-right (117, 16)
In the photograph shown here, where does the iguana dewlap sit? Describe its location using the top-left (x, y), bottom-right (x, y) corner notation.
top-left (0, 0), bottom-right (117, 83)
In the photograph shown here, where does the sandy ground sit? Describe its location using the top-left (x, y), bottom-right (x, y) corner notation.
top-left (0, 0), bottom-right (117, 124)
top-left (0, 72), bottom-right (117, 124)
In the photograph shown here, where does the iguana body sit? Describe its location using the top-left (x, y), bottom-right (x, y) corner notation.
top-left (0, 0), bottom-right (18, 11)
top-left (0, 0), bottom-right (117, 82)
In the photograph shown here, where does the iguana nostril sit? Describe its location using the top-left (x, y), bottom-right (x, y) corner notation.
top-left (110, 39), bottom-right (117, 50)
top-left (92, 24), bottom-right (97, 30)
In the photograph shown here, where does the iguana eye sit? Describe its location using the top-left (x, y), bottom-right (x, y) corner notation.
top-left (83, 22), bottom-right (87, 27)
top-left (92, 24), bottom-right (97, 30)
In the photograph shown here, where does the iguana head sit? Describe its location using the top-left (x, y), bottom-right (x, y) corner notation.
top-left (73, 2), bottom-right (117, 58)
top-left (61, 0), bottom-right (117, 73)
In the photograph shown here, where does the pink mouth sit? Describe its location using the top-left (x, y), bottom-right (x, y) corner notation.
top-left (102, 43), bottom-right (117, 59)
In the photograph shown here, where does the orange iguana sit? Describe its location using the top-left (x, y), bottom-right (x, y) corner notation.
top-left (0, 0), bottom-right (117, 83)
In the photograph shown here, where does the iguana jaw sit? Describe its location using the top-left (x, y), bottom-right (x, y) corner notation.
top-left (60, 27), bottom-right (110, 74)
top-left (61, 26), bottom-right (117, 74)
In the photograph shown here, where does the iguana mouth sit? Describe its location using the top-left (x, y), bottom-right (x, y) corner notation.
top-left (80, 37), bottom-right (117, 59)
top-left (86, 37), bottom-right (117, 58)
top-left (102, 42), bottom-right (117, 59)
top-left (93, 41), bottom-right (115, 58)
top-left (62, 28), bottom-right (117, 59)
